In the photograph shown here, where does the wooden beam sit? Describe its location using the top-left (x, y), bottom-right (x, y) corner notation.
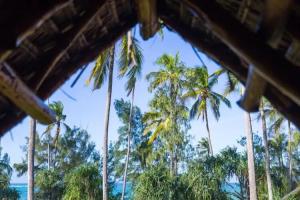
top-left (184, 0), bottom-right (300, 108)
top-left (238, 66), bottom-right (266, 112)
top-left (0, 16), bottom-right (137, 136)
top-left (159, 13), bottom-right (300, 129)
top-left (238, 0), bottom-right (292, 112)
top-left (135, 0), bottom-right (159, 39)
top-left (34, 0), bottom-right (105, 91)
top-left (0, 63), bottom-right (55, 124)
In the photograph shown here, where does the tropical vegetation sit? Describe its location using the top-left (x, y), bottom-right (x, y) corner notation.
top-left (0, 44), bottom-right (299, 200)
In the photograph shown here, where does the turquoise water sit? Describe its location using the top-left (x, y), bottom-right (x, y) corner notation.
top-left (10, 184), bottom-right (27, 200)
top-left (11, 182), bottom-right (238, 200)
top-left (10, 182), bottom-right (130, 200)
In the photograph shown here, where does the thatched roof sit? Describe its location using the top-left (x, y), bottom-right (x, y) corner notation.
top-left (0, 0), bottom-right (300, 136)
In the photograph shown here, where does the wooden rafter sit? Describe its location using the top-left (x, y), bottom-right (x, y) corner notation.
top-left (238, 0), bottom-right (292, 112)
top-left (159, 13), bottom-right (300, 129)
top-left (34, 0), bottom-right (106, 91)
top-left (0, 0), bottom-right (70, 50)
top-left (135, 0), bottom-right (159, 39)
top-left (183, 0), bottom-right (300, 108)
top-left (0, 63), bottom-right (55, 124)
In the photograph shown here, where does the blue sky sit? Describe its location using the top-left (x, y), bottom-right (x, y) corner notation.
top-left (1, 27), bottom-right (261, 183)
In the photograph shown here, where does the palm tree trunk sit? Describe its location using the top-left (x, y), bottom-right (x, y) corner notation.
top-left (28, 118), bottom-right (36, 200)
top-left (260, 104), bottom-right (273, 200)
top-left (102, 46), bottom-right (114, 200)
top-left (52, 121), bottom-right (61, 164)
top-left (169, 82), bottom-right (178, 175)
top-left (121, 87), bottom-right (135, 200)
top-left (287, 121), bottom-right (293, 191)
top-left (47, 140), bottom-right (50, 170)
top-left (204, 108), bottom-right (213, 156)
top-left (244, 112), bottom-right (257, 200)
top-left (53, 121), bottom-right (60, 148)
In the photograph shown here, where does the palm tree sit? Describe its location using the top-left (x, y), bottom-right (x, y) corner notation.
top-left (143, 88), bottom-right (189, 178)
top-left (43, 101), bottom-right (67, 170)
top-left (87, 28), bottom-right (144, 200)
top-left (223, 72), bottom-right (258, 199)
top-left (263, 102), bottom-right (293, 191)
top-left (49, 101), bottom-right (66, 149)
top-left (244, 110), bottom-right (257, 200)
top-left (86, 46), bottom-right (115, 200)
top-left (118, 30), bottom-right (143, 200)
top-left (183, 66), bottom-right (231, 156)
top-left (0, 147), bottom-right (13, 189)
top-left (259, 99), bottom-right (273, 200)
top-left (27, 118), bottom-right (36, 200)
top-left (287, 121), bottom-right (293, 191)
top-left (269, 133), bottom-right (286, 169)
top-left (146, 53), bottom-right (186, 175)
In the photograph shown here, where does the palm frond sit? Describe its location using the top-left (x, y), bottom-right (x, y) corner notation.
top-left (147, 118), bottom-right (171, 145)
top-left (209, 96), bottom-right (221, 121)
top-left (208, 75), bottom-right (219, 89)
top-left (86, 49), bottom-right (110, 90)
top-left (118, 34), bottom-right (129, 77)
top-left (182, 90), bottom-right (198, 100)
top-left (190, 98), bottom-right (201, 120)
top-left (223, 72), bottom-right (239, 96)
top-left (211, 92), bottom-right (231, 108)
top-left (142, 112), bottom-right (161, 123)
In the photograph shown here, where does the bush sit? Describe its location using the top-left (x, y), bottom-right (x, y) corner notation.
top-left (35, 169), bottom-right (64, 200)
top-left (134, 164), bottom-right (173, 200)
top-left (0, 188), bottom-right (19, 200)
top-left (63, 164), bottom-right (102, 200)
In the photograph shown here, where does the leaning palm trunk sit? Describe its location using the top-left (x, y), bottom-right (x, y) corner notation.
top-left (28, 118), bottom-right (36, 200)
top-left (260, 104), bottom-right (273, 200)
top-left (287, 121), bottom-right (293, 191)
top-left (121, 87), bottom-right (135, 200)
top-left (102, 47), bottom-right (115, 200)
top-left (245, 112), bottom-right (257, 200)
top-left (204, 108), bottom-right (213, 156)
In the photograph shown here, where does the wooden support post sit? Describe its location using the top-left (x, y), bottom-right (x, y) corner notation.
top-left (135, 0), bottom-right (159, 39)
top-left (238, 0), bottom-right (292, 112)
top-left (184, 0), bottom-right (300, 107)
top-left (159, 14), bottom-right (300, 128)
top-left (0, 63), bottom-right (55, 124)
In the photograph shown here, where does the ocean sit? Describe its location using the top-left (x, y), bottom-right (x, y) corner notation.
top-left (10, 184), bottom-right (27, 200)
top-left (10, 182), bottom-right (129, 200)
top-left (10, 183), bottom-right (239, 200)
